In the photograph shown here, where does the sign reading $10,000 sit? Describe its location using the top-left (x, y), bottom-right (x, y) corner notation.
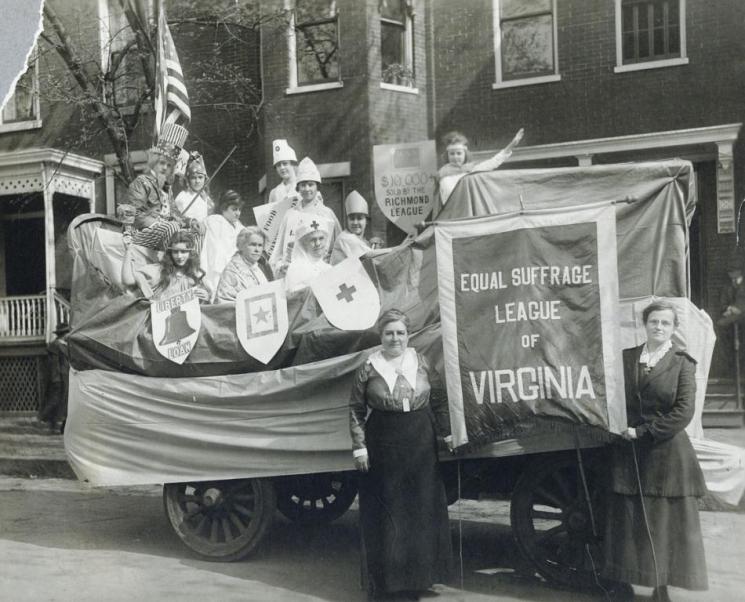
top-left (373, 141), bottom-right (437, 234)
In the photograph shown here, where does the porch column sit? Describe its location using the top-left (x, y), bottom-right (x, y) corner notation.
top-left (716, 141), bottom-right (736, 235)
top-left (41, 163), bottom-right (56, 343)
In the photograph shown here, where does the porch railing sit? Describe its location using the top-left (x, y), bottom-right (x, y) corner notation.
top-left (0, 294), bottom-right (46, 341)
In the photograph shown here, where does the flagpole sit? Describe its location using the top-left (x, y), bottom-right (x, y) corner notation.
top-left (181, 145), bottom-right (238, 217)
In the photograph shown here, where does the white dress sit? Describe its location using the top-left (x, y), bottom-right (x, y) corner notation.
top-left (173, 190), bottom-right (212, 222)
top-left (200, 215), bottom-right (242, 300)
top-left (284, 256), bottom-right (332, 293)
top-left (269, 194), bottom-right (342, 271)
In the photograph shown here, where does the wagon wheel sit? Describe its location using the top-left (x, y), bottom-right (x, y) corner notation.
top-left (275, 472), bottom-right (358, 525)
top-left (163, 478), bottom-right (276, 562)
top-left (510, 453), bottom-right (606, 590)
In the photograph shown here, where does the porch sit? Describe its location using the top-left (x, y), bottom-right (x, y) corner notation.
top-left (0, 291), bottom-right (70, 344)
top-left (0, 148), bottom-right (102, 414)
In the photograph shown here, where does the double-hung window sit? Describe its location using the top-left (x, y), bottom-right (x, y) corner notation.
top-left (615, 0), bottom-right (687, 72)
top-left (493, 0), bottom-right (560, 88)
top-left (288, 0), bottom-right (342, 92)
top-left (380, 0), bottom-right (414, 89)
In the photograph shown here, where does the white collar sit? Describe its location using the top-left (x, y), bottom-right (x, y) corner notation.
top-left (639, 340), bottom-right (673, 369)
top-left (368, 348), bottom-right (418, 394)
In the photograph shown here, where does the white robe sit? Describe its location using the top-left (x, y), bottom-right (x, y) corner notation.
top-left (174, 190), bottom-right (212, 222)
top-left (269, 194), bottom-right (341, 271)
top-left (330, 230), bottom-right (371, 265)
top-left (284, 256), bottom-right (331, 293)
top-left (267, 181), bottom-right (298, 205)
top-left (200, 215), bottom-right (242, 300)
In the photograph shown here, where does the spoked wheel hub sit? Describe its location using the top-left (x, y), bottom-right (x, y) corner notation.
top-left (163, 478), bottom-right (276, 562)
top-left (510, 452), bottom-right (606, 590)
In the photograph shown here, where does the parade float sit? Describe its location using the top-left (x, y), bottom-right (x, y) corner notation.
top-left (59, 158), bottom-right (739, 590)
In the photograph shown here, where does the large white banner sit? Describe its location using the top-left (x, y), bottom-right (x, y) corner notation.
top-left (435, 204), bottom-right (626, 447)
top-left (373, 140), bottom-right (437, 234)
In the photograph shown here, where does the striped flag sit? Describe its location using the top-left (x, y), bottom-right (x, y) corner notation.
top-left (154, 0), bottom-right (190, 136)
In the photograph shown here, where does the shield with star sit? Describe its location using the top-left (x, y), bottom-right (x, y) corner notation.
top-left (235, 279), bottom-right (289, 364)
top-left (310, 256), bottom-right (381, 331)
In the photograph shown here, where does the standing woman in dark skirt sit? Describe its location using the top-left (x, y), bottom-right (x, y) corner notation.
top-left (603, 301), bottom-right (708, 601)
top-left (350, 309), bottom-right (452, 600)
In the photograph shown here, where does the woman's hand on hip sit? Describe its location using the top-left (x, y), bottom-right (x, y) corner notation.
top-left (620, 427), bottom-right (638, 441)
top-left (354, 454), bottom-right (370, 472)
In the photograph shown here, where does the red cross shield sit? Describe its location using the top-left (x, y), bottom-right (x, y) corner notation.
top-left (310, 257), bottom-right (381, 331)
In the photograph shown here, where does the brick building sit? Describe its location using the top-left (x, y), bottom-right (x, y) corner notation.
top-left (257, 0), bottom-right (744, 388)
top-left (1, 0), bottom-right (743, 413)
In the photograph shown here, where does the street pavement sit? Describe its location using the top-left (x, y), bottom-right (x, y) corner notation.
top-left (1, 477), bottom-right (744, 601)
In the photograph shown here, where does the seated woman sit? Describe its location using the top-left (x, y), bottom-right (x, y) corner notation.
top-left (201, 190), bottom-right (244, 300)
top-left (121, 229), bottom-right (210, 302)
top-left (284, 215), bottom-right (334, 293)
top-left (215, 226), bottom-right (274, 303)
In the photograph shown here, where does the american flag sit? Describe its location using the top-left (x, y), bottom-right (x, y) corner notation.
top-left (154, 0), bottom-right (190, 136)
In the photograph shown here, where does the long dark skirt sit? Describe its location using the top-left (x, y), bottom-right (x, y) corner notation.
top-left (359, 409), bottom-right (452, 595)
top-left (603, 492), bottom-right (708, 590)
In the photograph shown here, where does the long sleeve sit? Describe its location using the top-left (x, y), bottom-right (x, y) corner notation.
top-left (421, 355), bottom-right (451, 438)
top-left (349, 363), bottom-right (370, 453)
top-left (637, 356), bottom-right (696, 442)
top-left (127, 175), bottom-right (163, 229)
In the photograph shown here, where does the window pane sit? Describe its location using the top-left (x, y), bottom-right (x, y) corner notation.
top-left (381, 21), bottom-right (404, 72)
top-left (622, 4), bottom-right (634, 31)
top-left (622, 32), bottom-right (636, 61)
top-left (296, 0), bottom-right (337, 25)
top-left (501, 14), bottom-right (554, 80)
top-left (501, 0), bottom-right (551, 20)
top-left (296, 22), bottom-right (340, 84)
top-left (668, 25), bottom-right (680, 53)
top-left (380, 0), bottom-right (405, 23)
top-left (653, 26), bottom-right (665, 55)
top-left (638, 25), bottom-right (650, 58)
top-left (653, 1), bottom-right (666, 26)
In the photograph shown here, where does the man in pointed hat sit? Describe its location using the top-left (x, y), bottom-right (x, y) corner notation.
top-left (267, 139), bottom-right (299, 206)
top-left (331, 190), bottom-right (372, 265)
top-left (128, 123), bottom-right (190, 251)
top-left (270, 156), bottom-right (341, 273)
top-left (284, 213), bottom-right (335, 293)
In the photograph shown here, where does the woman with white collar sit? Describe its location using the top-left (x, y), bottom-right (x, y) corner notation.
top-left (350, 309), bottom-right (452, 600)
top-left (603, 300), bottom-right (708, 601)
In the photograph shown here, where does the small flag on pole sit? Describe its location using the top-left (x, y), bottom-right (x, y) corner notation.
top-left (154, 0), bottom-right (190, 137)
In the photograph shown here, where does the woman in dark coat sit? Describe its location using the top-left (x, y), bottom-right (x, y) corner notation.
top-left (350, 309), bottom-right (452, 600)
top-left (603, 301), bottom-right (708, 601)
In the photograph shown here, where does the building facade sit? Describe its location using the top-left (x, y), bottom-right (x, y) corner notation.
top-left (1, 0), bottom-right (743, 413)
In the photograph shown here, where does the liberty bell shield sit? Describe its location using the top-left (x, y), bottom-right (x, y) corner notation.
top-left (235, 279), bottom-right (289, 364)
top-left (151, 288), bottom-right (201, 364)
top-left (310, 257), bottom-right (381, 331)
